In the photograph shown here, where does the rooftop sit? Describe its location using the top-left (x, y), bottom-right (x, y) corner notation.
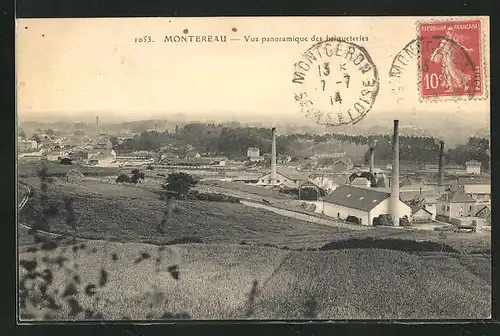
top-left (438, 191), bottom-right (476, 203)
top-left (323, 185), bottom-right (393, 212)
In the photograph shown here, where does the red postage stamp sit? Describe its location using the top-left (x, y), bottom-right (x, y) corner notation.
top-left (419, 19), bottom-right (483, 99)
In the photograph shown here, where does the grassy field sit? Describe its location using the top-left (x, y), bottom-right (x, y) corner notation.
top-left (19, 241), bottom-right (491, 320)
top-left (17, 161), bottom-right (119, 178)
top-left (18, 177), bottom-right (491, 254)
top-left (18, 177), bottom-right (350, 249)
top-left (200, 180), bottom-right (292, 200)
top-left (17, 174), bottom-right (491, 320)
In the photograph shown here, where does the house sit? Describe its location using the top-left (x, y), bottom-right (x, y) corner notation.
top-left (257, 168), bottom-right (311, 188)
top-left (475, 205), bottom-right (491, 225)
top-left (465, 160), bottom-right (481, 175)
top-left (322, 185), bottom-right (412, 226)
top-left (94, 137), bottom-right (113, 150)
top-left (411, 205), bottom-right (433, 223)
top-left (348, 172), bottom-right (377, 188)
top-left (436, 190), bottom-right (477, 223)
top-left (19, 149), bottom-right (45, 161)
top-left (278, 155), bottom-right (292, 164)
top-left (247, 147), bottom-right (260, 158)
top-left (17, 137), bottom-right (38, 152)
top-left (232, 173), bottom-right (261, 184)
top-left (313, 152), bottom-right (346, 159)
top-left (329, 157), bottom-right (354, 173)
top-left (247, 147), bottom-right (265, 162)
top-left (185, 151), bottom-right (201, 159)
top-left (88, 152), bottom-right (117, 167)
top-left (87, 149), bottom-right (117, 166)
top-left (116, 155), bottom-right (155, 167)
top-left (454, 176), bottom-right (490, 205)
top-left (311, 175), bottom-right (348, 192)
top-left (45, 150), bottom-right (62, 162)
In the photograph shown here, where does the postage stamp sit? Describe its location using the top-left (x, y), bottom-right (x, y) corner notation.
top-left (418, 19), bottom-right (485, 100)
top-left (291, 39), bottom-right (379, 126)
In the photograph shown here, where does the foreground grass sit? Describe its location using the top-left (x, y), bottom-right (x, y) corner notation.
top-left (19, 178), bottom-right (352, 249)
top-left (19, 242), bottom-right (491, 320)
top-left (19, 177), bottom-right (490, 253)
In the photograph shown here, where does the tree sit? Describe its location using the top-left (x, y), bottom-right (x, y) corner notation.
top-left (162, 172), bottom-right (198, 199)
top-left (110, 136), bottom-right (120, 148)
top-left (130, 170), bottom-right (145, 184)
top-left (60, 158), bottom-right (73, 165)
top-left (438, 231), bottom-right (447, 253)
top-left (30, 134), bottom-right (41, 143)
top-left (116, 174), bottom-right (130, 183)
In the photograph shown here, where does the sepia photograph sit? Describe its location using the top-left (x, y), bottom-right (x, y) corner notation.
top-left (16, 16), bottom-right (491, 321)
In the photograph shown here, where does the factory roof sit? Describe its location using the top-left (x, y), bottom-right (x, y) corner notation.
top-left (323, 185), bottom-right (394, 212)
top-left (438, 191), bottom-right (476, 203)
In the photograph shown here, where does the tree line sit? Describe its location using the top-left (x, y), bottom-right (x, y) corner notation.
top-left (112, 123), bottom-right (489, 167)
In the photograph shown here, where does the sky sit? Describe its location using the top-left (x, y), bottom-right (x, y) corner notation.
top-left (16, 17), bottom-right (490, 128)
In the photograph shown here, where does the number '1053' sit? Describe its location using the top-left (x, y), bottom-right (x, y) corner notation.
top-left (135, 36), bottom-right (153, 43)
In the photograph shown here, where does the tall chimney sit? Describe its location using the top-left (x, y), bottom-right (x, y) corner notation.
top-left (96, 116), bottom-right (99, 136)
top-left (270, 127), bottom-right (277, 185)
top-left (369, 147), bottom-right (375, 175)
top-left (390, 120), bottom-right (400, 226)
top-left (438, 141), bottom-right (445, 186)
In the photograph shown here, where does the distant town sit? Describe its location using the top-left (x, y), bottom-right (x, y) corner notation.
top-left (17, 116), bottom-right (491, 228)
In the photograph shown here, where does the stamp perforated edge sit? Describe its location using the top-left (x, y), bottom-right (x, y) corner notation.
top-left (415, 17), bottom-right (489, 103)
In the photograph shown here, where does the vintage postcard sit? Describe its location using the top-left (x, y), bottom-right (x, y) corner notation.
top-left (16, 16), bottom-right (490, 321)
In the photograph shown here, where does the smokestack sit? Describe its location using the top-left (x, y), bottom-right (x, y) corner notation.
top-left (438, 141), bottom-right (445, 186)
top-left (270, 127), bottom-right (277, 185)
top-left (369, 147), bottom-right (375, 175)
top-left (96, 116), bottom-right (99, 136)
top-left (390, 120), bottom-right (400, 226)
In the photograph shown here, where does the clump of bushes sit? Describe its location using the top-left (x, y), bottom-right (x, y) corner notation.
top-left (187, 190), bottom-right (240, 203)
top-left (319, 237), bottom-right (459, 253)
top-left (373, 214), bottom-right (393, 226)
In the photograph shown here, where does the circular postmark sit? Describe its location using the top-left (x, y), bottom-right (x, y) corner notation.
top-left (292, 39), bottom-right (379, 126)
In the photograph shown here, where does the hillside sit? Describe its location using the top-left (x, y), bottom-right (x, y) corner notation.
top-left (18, 178), bottom-right (349, 249)
top-left (19, 177), bottom-right (491, 253)
top-left (19, 242), bottom-right (491, 320)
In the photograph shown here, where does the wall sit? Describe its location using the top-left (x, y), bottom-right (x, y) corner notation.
top-left (463, 184), bottom-right (490, 195)
top-left (424, 203), bottom-right (437, 220)
top-left (323, 202), bottom-right (370, 225)
top-left (450, 202), bottom-right (477, 218)
top-left (323, 198), bottom-right (412, 226)
top-left (436, 200), bottom-right (451, 220)
top-left (465, 166), bottom-right (481, 174)
top-left (370, 198), bottom-right (412, 225)
top-left (412, 209), bottom-right (433, 220)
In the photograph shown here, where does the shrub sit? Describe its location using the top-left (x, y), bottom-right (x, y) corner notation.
top-left (399, 215), bottom-right (411, 227)
top-left (116, 174), bottom-right (130, 183)
top-left (162, 172), bottom-right (198, 199)
top-left (187, 191), bottom-right (240, 203)
top-left (60, 158), bottom-right (73, 165)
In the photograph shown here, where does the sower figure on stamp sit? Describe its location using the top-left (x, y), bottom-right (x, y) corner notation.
top-left (430, 27), bottom-right (473, 93)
